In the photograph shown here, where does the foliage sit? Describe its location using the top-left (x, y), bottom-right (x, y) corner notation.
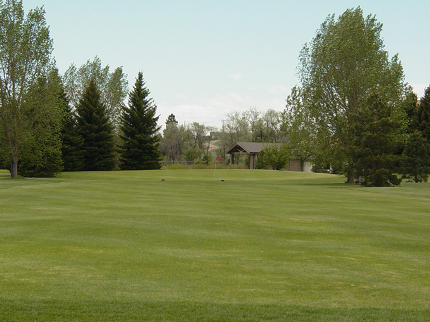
top-left (63, 56), bottom-right (128, 128)
top-left (119, 72), bottom-right (161, 170)
top-left (402, 131), bottom-right (430, 183)
top-left (76, 78), bottom-right (115, 171)
top-left (411, 86), bottom-right (430, 141)
top-left (61, 89), bottom-right (84, 171)
top-left (18, 70), bottom-right (65, 177)
top-left (182, 146), bottom-right (201, 162)
top-left (0, 0), bottom-right (55, 178)
top-left (346, 92), bottom-right (404, 186)
top-left (256, 143), bottom-right (290, 170)
top-left (160, 116), bottom-right (216, 163)
top-left (160, 115), bottom-right (183, 161)
top-left (284, 86), bottom-right (315, 171)
top-left (200, 154), bottom-right (211, 165)
top-left (290, 7), bottom-right (407, 180)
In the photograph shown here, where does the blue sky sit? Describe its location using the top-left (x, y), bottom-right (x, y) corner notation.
top-left (23, 0), bottom-right (430, 129)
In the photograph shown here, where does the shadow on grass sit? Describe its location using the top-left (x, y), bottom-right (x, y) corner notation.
top-left (1, 300), bottom-right (428, 321)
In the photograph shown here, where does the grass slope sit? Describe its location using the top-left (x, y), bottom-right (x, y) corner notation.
top-left (1, 170), bottom-right (429, 321)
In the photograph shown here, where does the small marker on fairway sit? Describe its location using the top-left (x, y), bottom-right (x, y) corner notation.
top-left (161, 179), bottom-right (165, 181)
top-left (221, 180), bottom-right (224, 182)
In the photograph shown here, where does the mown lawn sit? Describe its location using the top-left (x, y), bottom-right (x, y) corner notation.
top-left (1, 170), bottom-right (429, 321)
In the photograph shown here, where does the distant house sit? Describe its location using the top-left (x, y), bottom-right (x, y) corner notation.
top-left (226, 142), bottom-right (313, 172)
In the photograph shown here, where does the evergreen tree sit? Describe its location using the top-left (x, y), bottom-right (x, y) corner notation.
top-left (19, 70), bottom-right (65, 177)
top-left (402, 131), bottom-right (430, 183)
top-left (61, 91), bottom-right (84, 171)
top-left (76, 79), bottom-right (115, 171)
top-left (348, 92), bottom-right (403, 186)
top-left (412, 86), bottom-right (430, 141)
top-left (119, 72), bottom-right (161, 170)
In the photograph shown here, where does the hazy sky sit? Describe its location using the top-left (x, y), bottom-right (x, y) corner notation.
top-left (23, 0), bottom-right (430, 129)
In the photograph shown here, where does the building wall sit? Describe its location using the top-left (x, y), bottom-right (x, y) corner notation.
top-left (287, 160), bottom-right (313, 172)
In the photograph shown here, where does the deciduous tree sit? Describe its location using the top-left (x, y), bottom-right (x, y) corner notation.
top-left (0, 0), bottom-right (55, 178)
top-left (291, 7), bottom-right (407, 181)
top-left (63, 56), bottom-right (128, 128)
top-left (18, 70), bottom-right (65, 177)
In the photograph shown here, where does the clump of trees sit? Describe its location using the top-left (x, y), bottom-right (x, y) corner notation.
top-left (284, 6), bottom-right (419, 186)
top-left (0, 1), bottom-right (161, 177)
top-left (0, 0), bottom-right (61, 178)
top-left (158, 108), bottom-right (286, 165)
top-left (1, 2), bottom-right (429, 184)
top-left (401, 87), bottom-right (430, 183)
top-left (255, 143), bottom-right (290, 170)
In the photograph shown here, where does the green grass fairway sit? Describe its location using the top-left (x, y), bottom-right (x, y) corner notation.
top-left (1, 170), bottom-right (429, 321)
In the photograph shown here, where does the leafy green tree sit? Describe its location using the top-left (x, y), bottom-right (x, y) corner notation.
top-left (160, 114), bottom-right (183, 161)
top-left (76, 78), bottom-right (115, 171)
top-left (182, 146), bottom-right (201, 162)
top-left (119, 72), bottom-right (161, 170)
top-left (63, 56), bottom-right (128, 128)
top-left (18, 70), bottom-right (65, 177)
top-left (284, 86), bottom-right (315, 171)
top-left (292, 7), bottom-right (407, 181)
top-left (347, 93), bottom-right (403, 186)
top-left (0, 0), bottom-right (55, 178)
top-left (256, 143), bottom-right (290, 170)
top-left (402, 131), bottom-right (430, 183)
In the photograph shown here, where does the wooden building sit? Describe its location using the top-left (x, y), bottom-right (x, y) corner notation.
top-left (226, 142), bottom-right (313, 171)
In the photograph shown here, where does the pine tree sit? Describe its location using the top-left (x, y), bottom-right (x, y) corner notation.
top-left (61, 94), bottom-right (84, 171)
top-left (402, 131), bottom-right (430, 183)
top-left (412, 86), bottom-right (430, 141)
top-left (76, 79), bottom-right (115, 171)
top-left (119, 72), bottom-right (161, 170)
top-left (348, 92), bottom-right (403, 186)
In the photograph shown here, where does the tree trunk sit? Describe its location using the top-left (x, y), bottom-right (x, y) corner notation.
top-left (11, 155), bottom-right (18, 179)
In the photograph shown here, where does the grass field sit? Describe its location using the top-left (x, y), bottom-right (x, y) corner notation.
top-left (1, 169), bottom-right (429, 321)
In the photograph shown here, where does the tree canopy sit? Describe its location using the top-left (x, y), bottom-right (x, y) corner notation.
top-left (63, 56), bottom-right (128, 128)
top-left (0, 0), bottom-right (57, 178)
top-left (286, 6), bottom-right (409, 185)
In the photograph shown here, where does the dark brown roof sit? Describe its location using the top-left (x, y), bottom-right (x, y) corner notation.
top-left (227, 142), bottom-right (279, 154)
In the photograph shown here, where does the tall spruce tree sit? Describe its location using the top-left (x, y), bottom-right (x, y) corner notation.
top-left (347, 92), bottom-right (403, 186)
top-left (400, 86), bottom-right (430, 182)
top-left (412, 86), bottom-right (430, 141)
top-left (119, 72), bottom-right (161, 170)
top-left (61, 91), bottom-right (84, 171)
top-left (76, 78), bottom-right (115, 171)
top-left (402, 131), bottom-right (430, 183)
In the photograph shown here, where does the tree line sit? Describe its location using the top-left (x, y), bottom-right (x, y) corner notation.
top-left (1, 2), bottom-right (429, 186)
top-left (0, 0), bottom-right (160, 178)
